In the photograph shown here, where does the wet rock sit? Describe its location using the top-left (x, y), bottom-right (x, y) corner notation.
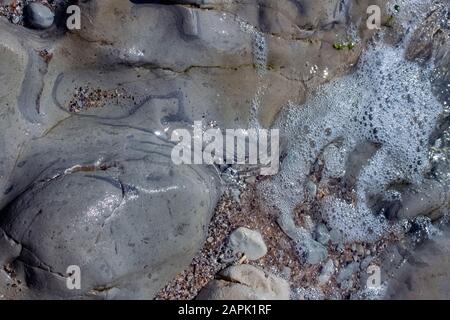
top-left (385, 227), bottom-right (450, 299)
top-left (360, 256), bottom-right (374, 271)
top-left (228, 227), bottom-right (267, 260)
top-left (278, 214), bottom-right (327, 265)
top-left (278, 213), bottom-right (328, 265)
top-left (66, 0), bottom-right (385, 128)
top-left (24, 2), bottom-right (54, 29)
top-left (380, 244), bottom-right (407, 276)
top-left (302, 215), bottom-right (316, 232)
top-left (197, 264), bottom-right (290, 300)
top-left (336, 262), bottom-right (360, 285)
top-left (0, 61), bottom-right (221, 298)
top-left (315, 223), bottom-right (331, 245)
top-left (396, 179), bottom-right (450, 221)
top-left (405, 3), bottom-right (448, 62)
top-left (306, 180), bottom-right (317, 198)
top-left (302, 238), bottom-right (328, 265)
top-left (0, 0), bottom-right (397, 300)
top-left (0, 154), bottom-right (219, 299)
top-left (318, 259), bottom-right (335, 285)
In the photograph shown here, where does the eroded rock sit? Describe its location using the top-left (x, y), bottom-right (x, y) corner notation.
top-left (197, 264), bottom-right (290, 300)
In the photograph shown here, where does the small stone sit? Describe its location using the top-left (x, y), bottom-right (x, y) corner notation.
top-left (228, 227), bottom-right (267, 260)
top-left (306, 180), bottom-right (317, 198)
top-left (360, 256), bottom-right (374, 271)
top-left (281, 266), bottom-right (292, 278)
top-left (336, 262), bottom-right (360, 284)
top-left (206, 237), bottom-right (214, 243)
top-left (355, 243), bottom-right (365, 256)
top-left (24, 3), bottom-right (54, 30)
top-left (315, 223), bottom-right (331, 245)
top-left (330, 228), bottom-right (344, 245)
top-left (301, 237), bottom-right (328, 265)
top-left (245, 176), bottom-right (256, 184)
top-left (302, 215), bottom-right (315, 231)
top-left (322, 144), bottom-right (346, 178)
top-left (197, 264), bottom-right (290, 300)
top-left (318, 259), bottom-right (335, 284)
top-left (340, 279), bottom-right (354, 290)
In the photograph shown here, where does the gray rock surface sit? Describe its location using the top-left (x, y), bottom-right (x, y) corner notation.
top-left (336, 262), bottom-right (360, 285)
top-left (396, 179), bottom-right (449, 220)
top-left (318, 259), bottom-right (335, 285)
top-left (0, 7), bottom-right (221, 298)
top-left (0, 112), bottom-right (220, 299)
top-left (302, 237), bottom-right (329, 265)
top-left (315, 224), bottom-right (331, 245)
top-left (385, 227), bottom-right (450, 299)
top-left (0, 0), bottom-right (410, 300)
top-left (278, 213), bottom-right (328, 265)
top-left (197, 264), bottom-right (290, 300)
top-left (228, 227), bottom-right (267, 260)
top-left (24, 2), bottom-right (54, 29)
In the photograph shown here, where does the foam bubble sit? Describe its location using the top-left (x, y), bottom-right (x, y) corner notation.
top-left (259, 1), bottom-right (445, 245)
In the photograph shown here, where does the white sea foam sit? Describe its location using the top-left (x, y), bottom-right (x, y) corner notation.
top-left (259, 0), bottom-right (445, 245)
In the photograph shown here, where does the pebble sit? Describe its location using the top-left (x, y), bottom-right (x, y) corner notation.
top-left (228, 227), bottom-right (267, 260)
top-left (307, 215), bottom-right (317, 230)
top-left (303, 238), bottom-right (328, 265)
top-left (330, 228), bottom-right (344, 245)
top-left (318, 259), bottom-right (335, 284)
top-left (197, 264), bottom-right (290, 300)
top-left (355, 243), bottom-right (365, 256)
top-left (360, 256), bottom-right (374, 271)
top-left (315, 223), bottom-right (331, 245)
top-left (24, 2), bottom-right (54, 29)
top-left (336, 262), bottom-right (360, 284)
top-left (306, 180), bottom-right (317, 198)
